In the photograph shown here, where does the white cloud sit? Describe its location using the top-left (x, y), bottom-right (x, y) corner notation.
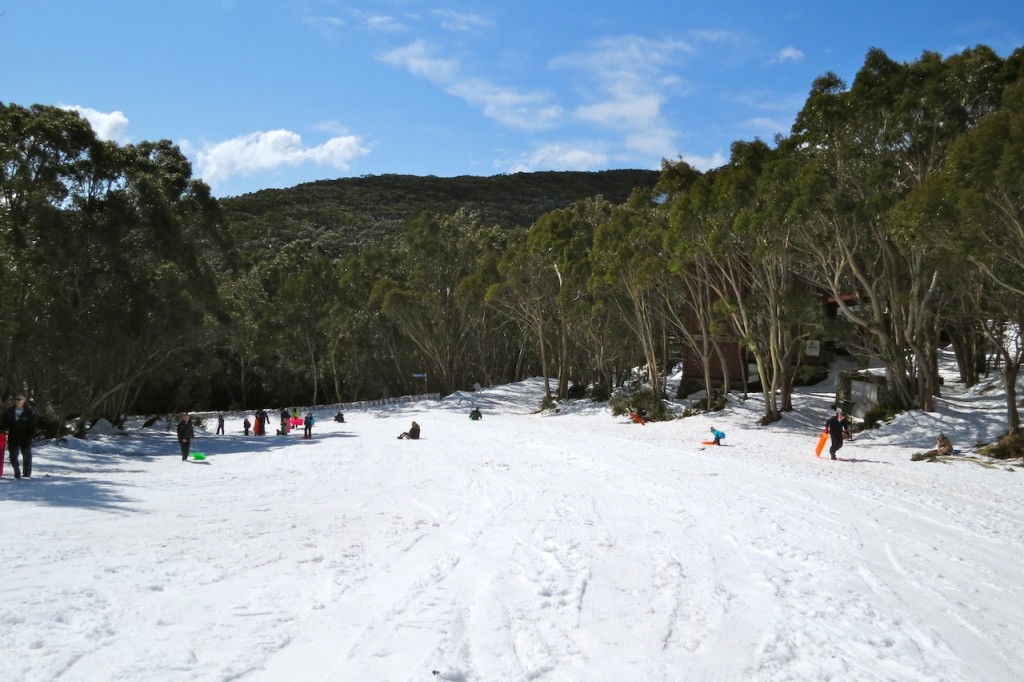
top-left (62, 105), bottom-right (130, 143)
top-left (304, 15), bottom-right (343, 29)
top-left (771, 46), bottom-right (805, 64)
top-left (346, 9), bottom-right (409, 33)
top-left (743, 116), bottom-right (789, 138)
top-left (680, 149), bottom-right (727, 172)
top-left (191, 129), bottom-right (370, 185)
top-left (379, 40), bottom-right (459, 81)
top-left (575, 94), bottom-right (661, 129)
top-left (432, 10), bottom-right (492, 33)
top-left (625, 127), bottom-right (679, 157)
top-left (551, 35), bottom-right (691, 153)
top-left (303, 15), bottom-right (345, 39)
top-left (364, 14), bottom-right (408, 32)
top-left (503, 144), bottom-right (608, 173)
top-left (379, 40), bottom-right (562, 130)
top-left (448, 79), bottom-right (562, 129)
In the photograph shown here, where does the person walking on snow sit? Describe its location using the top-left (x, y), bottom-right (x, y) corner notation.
top-left (303, 412), bottom-right (314, 439)
top-left (709, 427), bottom-right (725, 446)
top-left (825, 410), bottom-right (853, 460)
top-left (177, 413), bottom-right (195, 461)
top-left (1, 393), bottom-right (39, 478)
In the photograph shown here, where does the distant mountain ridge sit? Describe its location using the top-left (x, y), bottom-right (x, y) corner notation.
top-left (220, 169), bottom-right (661, 247)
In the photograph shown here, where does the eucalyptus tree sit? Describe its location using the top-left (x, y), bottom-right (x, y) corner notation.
top-left (930, 73), bottom-right (1024, 431)
top-left (669, 139), bottom-right (795, 422)
top-left (486, 234), bottom-right (559, 401)
top-left (372, 208), bottom-right (502, 394)
top-left (526, 197), bottom-right (615, 399)
top-left (275, 256), bottom-right (345, 405)
top-left (0, 103), bottom-right (227, 429)
top-left (590, 189), bottom-right (672, 399)
top-left (745, 140), bottom-right (824, 412)
top-left (788, 47), bottom-right (1008, 411)
top-left (0, 103), bottom-right (98, 406)
top-left (654, 160), bottom-right (731, 401)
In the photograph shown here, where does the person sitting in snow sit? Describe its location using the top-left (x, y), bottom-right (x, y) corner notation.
top-left (935, 433), bottom-right (954, 456)
top-left (469, 407), bottom-right (482, 421)
top-left (398, 421), bottom-right (421, 440)
top-left (334, 412), bottom-right (345, 423)
top-left (709, 426), bottom-right (725, 446)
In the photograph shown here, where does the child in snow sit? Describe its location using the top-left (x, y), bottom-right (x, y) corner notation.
top-left (825, 410), bottom-right (852, 460)
top-left (303, 412), bottom-right (315, 439)
top-left (177, 413), bottom-right (195, 461)
top-left (243, 417), bottom-right (251, 436)
top-left (709, 427), bottom-right (725, 446)
top-left (469, 407), bottom-right (482, 421)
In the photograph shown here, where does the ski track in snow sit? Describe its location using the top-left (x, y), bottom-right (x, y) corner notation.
top-left (2, 364), bottom-right (1024, 681)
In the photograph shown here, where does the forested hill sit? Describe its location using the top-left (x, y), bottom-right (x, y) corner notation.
top-left (219, 169), bottom-right (661, 246)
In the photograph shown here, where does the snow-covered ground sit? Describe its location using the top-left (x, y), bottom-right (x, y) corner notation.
top-left (2, 354), bottom-right (1023, 681)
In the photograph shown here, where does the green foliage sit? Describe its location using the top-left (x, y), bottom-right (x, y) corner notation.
top-left (980, 431), bottom-right (1024, 460)
top-left (609, 387), bottom-right (668, 421)
top-left (0, 103), bottom-right (227, 427)
top-left (587, 383), bottom-right (611, 402)
top-left (539, 395), bottom-right (559, 412)
top-left (861, 403), bottom-right (901, 430)
top-left (6, 42), bottom-right (1024, 444)
top-left (675, 377), bottom-right (705, 400)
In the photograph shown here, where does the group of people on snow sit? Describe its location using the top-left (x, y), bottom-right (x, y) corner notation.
top-left (0, 385), bottom-right (972, 478)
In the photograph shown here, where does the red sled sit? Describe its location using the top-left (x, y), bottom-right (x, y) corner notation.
top-left (815, 430), bottom-right (829, 457)
top-left (630, 412), bottom-right (646, 425)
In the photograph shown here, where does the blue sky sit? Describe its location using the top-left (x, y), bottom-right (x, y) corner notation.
top-left (3, 1), bottom-right (1021, 197)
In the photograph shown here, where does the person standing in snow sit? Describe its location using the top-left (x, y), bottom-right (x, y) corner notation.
top-left (243, 417), bottom-right (251, 436)
top-left (469, 407), bottom-right (482, 421)
top-left (216, 414), bottom-right (225, 435)
top-left (1, 393), bottom-right (39, 478)
top-left (825, 410), bottom-right (853, 460)
top-left (709, 426), bottom-right (725, 446)
top-left (177, 413), bottom-right (195, 461)
top-left (303, 412), bottom-right (315, 439)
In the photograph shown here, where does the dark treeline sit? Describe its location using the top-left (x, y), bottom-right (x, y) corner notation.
top-left (2, 45), bottom-right (1023, 437)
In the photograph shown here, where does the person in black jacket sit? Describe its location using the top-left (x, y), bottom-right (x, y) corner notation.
top-left (1, 393), bottom-right (39, 479)
top-left (825, 409), bottom-right (853, 460)
top-left (177, 413), bottom-right (195, 461)
top-left (398, 421), bottom-right (421, 440)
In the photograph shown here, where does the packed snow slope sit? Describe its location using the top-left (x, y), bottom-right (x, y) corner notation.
top-left (2, 359), bottom-right (1023, 681)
